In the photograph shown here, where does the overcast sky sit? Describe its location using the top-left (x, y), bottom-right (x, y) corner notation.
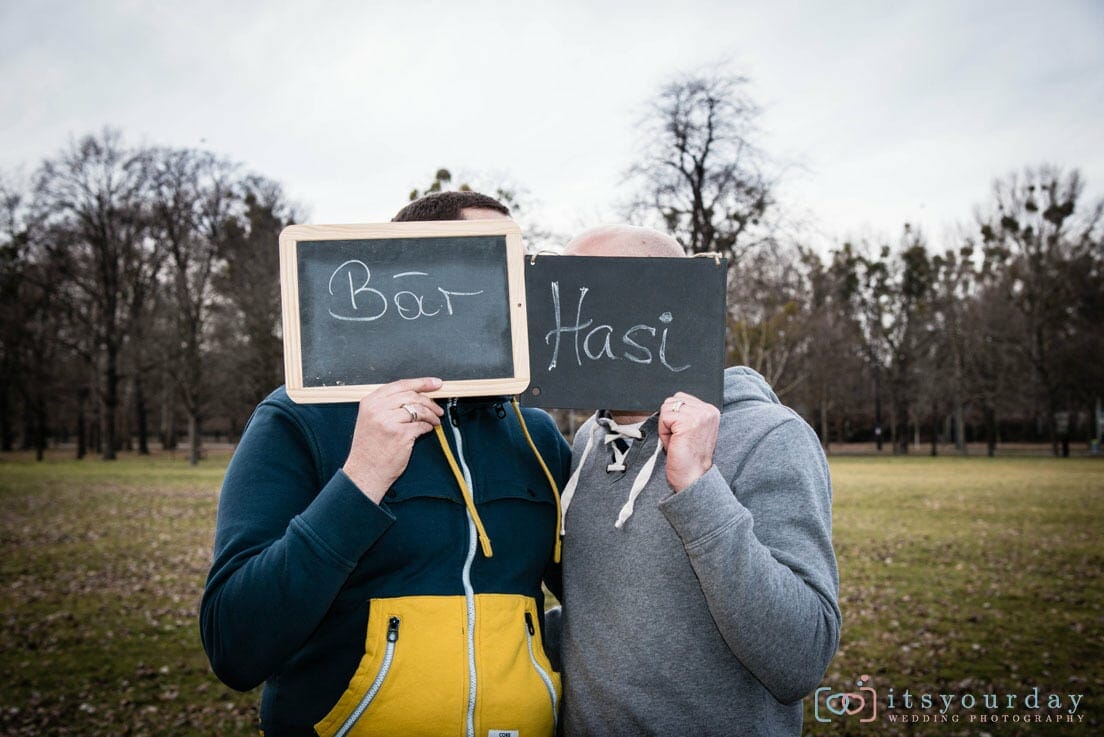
top-left (2, 0), bottom-right (1102, 250)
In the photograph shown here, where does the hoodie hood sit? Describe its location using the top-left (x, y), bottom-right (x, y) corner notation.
top-left (723, 365), bottom-right (781, 408)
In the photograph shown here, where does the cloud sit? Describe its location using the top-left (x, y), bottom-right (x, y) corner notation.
top-left (1, 0), bottom-right (1101, 244)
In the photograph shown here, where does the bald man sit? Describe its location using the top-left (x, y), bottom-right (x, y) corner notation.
top-left (554, 226), bottom-right (840, 737)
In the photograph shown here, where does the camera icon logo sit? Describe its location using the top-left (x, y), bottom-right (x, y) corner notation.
top-left (814, 675), bottom-right (878, 723)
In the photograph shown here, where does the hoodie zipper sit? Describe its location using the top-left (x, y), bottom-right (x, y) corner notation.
top-left (334, 616), bottom-right (400, 737)
top-left (448, 398), bottom-right (479, 737)
top-left (524, 611), bottom-right (558, 731)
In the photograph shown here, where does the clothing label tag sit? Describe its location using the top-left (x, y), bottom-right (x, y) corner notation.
top-left (488, 731), bottom-right (519, 737)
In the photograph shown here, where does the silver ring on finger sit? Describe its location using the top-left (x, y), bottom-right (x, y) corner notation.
top-left (401, 403), bottom-right (419, 422)
top-left (671, 399), bottom-right (687, 413)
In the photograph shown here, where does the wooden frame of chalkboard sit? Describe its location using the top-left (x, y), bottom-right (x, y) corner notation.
top-left (279, 221), bottom-right (530, 403)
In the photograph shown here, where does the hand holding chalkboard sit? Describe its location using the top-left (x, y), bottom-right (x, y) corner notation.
top-left (658, 392), bottom-right (721, 492)
top-left (341, 377), bottom-right (445, 503)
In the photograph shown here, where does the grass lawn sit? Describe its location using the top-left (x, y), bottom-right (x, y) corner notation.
top-left (1, 451), bottom-right (1101, 736)
top-left (814, 456), bottom-right (1103, 736)
top-left (0, 452), bottom-right (255, 736)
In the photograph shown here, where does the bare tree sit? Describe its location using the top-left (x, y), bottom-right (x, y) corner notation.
top-left (407, 166), bottom-right (564, 252)
top-left (16, 259), bottom-right (65, 460)
top-left (846, 228), bottom-right (936, 454)
top-left (798, 246), bottom-right (867, 450)
top-left (0, 173), bottom-right (29, 452)
top-left (210, 176), bottom-right (300, 430)
top-left (726, 243), bottom-right (809, 395)
top-left (928, 243), bottom-right (978, 453)
top-left (31, 130), bottom-right (161, 460)
top-left (150, 147), bottom-right (238, 464)
top-left (0, 175), bottom-right (63, 459)
top-left (626, 72), bottom-right (773, 263)
top-left (407, 168), bottom-right (468, 201)
top-left (1060, 230), bottom-right (1104, 443)
top-left (963, 277), bottom-right (1023, 456)
top-left (977, 165), bottom-right (1104, 454)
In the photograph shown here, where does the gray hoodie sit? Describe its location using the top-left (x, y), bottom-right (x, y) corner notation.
top-left (558, 366), bottom-right (840, 737)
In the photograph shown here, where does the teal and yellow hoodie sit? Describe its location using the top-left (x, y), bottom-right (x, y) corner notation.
top-left (200, 387), bottom-right (570, 737)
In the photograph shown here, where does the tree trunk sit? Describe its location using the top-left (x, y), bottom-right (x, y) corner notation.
top-left (188, 413), bottom-right (202, 466)
top-left (893, 403), bottom-right (909, 455)
top-left (1087, 403), bottom-right (1095, 450)
top-left (34, 391), bottom-right (47, 462)
top-left (873, 367), bottom-right (884, 451)
top-left (1048, 397), bottom-right (1059, 456)
top-left (819, 397), bottom-right (830, 452)
top-left (135, 375), bottom-right (150, 455)
top-left (954, 404), bottom-right (966, 455)
top-left (1090, 399), bottom-right (1099, 445)
top-left (1034, 324), bottom-right (1059, 457)
top-left (161, 385), bottom-right (178, 450)
top-left (984, 405), bottom-right (997, 457)
top-left (21, 398), bottom-right (34, 450)
top-left (91, 411), bottom-right (101, 453)
top-left (930, 399), bottom-right (938, 457)
top-left (0, 383), bottom-right (13, 452)
top-left (102, 349), bottom-right (118, 460)
top-left (76, 389), bottom-right (87, 460)
top-left (121, 372), bottom-right (133, 452)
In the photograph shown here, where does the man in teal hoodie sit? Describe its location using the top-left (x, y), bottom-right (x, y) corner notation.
top-left (554, 225), bottom-right (840, 736)
top-left (200, 192), bottom-right (570, 737)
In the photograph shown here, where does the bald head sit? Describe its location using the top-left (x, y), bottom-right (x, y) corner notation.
top-left (564, 225), bottom-right (686, 258)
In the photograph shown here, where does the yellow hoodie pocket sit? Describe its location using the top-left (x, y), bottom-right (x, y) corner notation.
top-left (315, 595), bottom-right (560, 737)
top-left (314, 596), bottom-right (468, 737)
top-left (474, 594), bottom-right (561, 737)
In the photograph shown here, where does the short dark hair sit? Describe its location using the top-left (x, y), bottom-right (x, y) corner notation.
top-left (392, 191), bottom-right (510, 222)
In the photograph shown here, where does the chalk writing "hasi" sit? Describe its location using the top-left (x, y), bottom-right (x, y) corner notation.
top-left (327, 260), bottom-right (484, 322)
top-left (544, 282), bottom-right (689, 373)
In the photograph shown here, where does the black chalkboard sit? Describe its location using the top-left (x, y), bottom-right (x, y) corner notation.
top-left (520, 255), bottom-right (727, 410)
top-left (280, 222), bottom-right (530, 403)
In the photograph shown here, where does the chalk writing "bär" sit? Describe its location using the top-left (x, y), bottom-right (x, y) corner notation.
top-left (326, 261), bottom-right (484, 322)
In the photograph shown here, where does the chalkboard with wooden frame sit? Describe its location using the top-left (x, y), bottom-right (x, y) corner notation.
top-left (279, 221), bottom-right (529, 403)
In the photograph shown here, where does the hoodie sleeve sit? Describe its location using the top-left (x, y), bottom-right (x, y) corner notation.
top-left (658, 416), bottom-right (840, 704)
top-left (199, 401), bottom-right (395, 691)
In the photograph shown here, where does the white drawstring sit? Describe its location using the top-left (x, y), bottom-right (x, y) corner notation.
top-left (558, 423), bottom-right (597, 535)
top-left (602, 416), bottom-right (645, 472)
top-left (560, 414), bottom-right (662, 533)
top-left (614, 442), bottom-right (663, 529)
